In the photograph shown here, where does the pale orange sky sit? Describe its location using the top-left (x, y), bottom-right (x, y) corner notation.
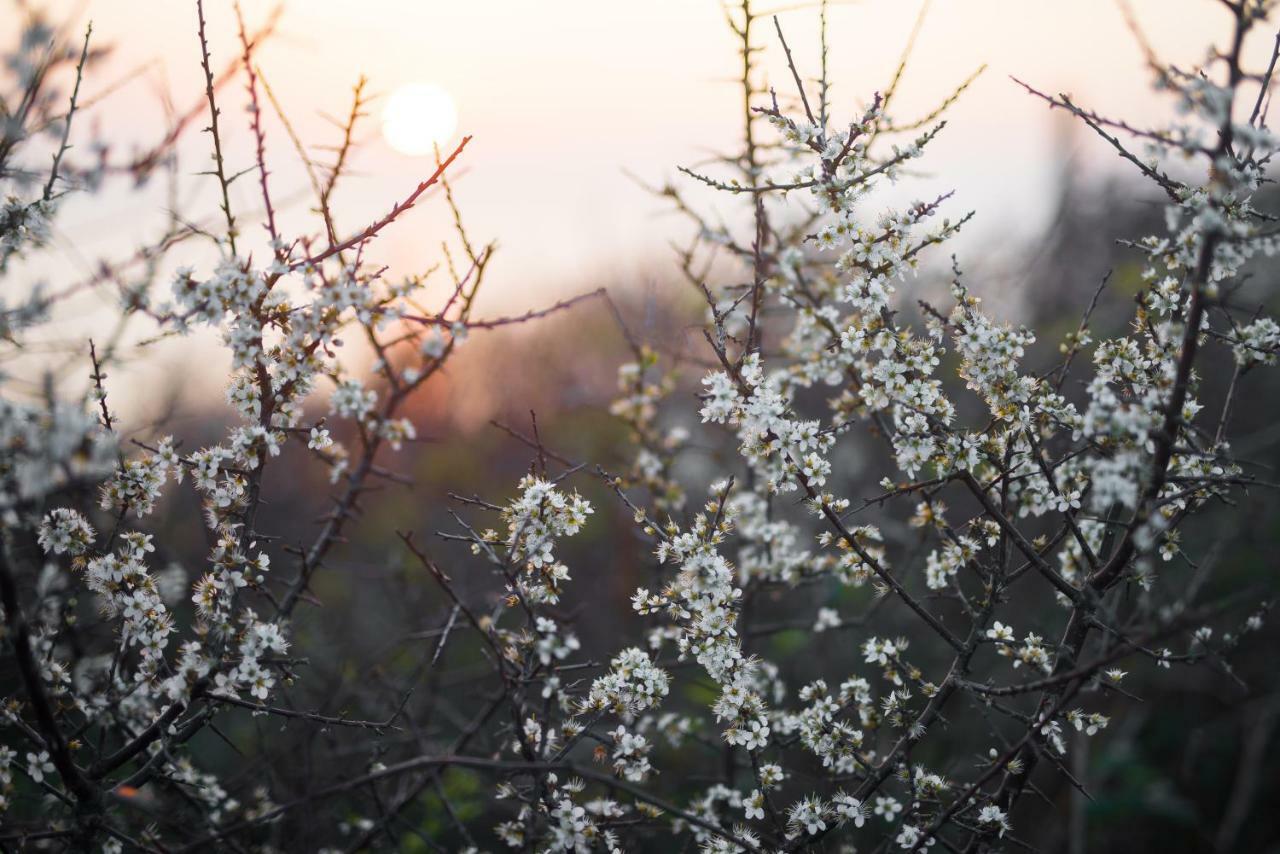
top-left (4, 0), bottom-right (1273, 411)
top-left (19, 1), bottom-right (1270, 279)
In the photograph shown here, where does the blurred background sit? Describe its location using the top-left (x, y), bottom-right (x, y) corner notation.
top-left (4, 1), bottom-right (1280, 851)
top-left (7, 0), bottom-right (1279, 420)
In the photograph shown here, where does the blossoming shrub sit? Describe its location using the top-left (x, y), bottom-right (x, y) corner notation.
top-left (2, 1), bottom-right (1279, 852)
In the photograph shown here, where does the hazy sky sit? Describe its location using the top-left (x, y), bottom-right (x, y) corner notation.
top-left (15, 1), bottom-right (1271, 289)
top-left (4, 0), bottom-right (1274, 411)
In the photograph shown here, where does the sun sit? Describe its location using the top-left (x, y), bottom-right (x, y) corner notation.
top-left (381, 83), bottom-right (458, 157)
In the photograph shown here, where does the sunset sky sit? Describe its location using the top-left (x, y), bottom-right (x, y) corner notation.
top-left (5, 0), bottom-right (1274, 408)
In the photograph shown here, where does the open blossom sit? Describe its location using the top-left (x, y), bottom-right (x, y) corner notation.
top-left (977, 804), bottom-right (1009, 837)
top-left (896, 825), bottom-right (934, 849)
top-left (787, 796), bottom-right (829, 837)
top-left (582, 647), bottom-right (669, 715)
top-left (37, 508), bottom-right (95, 555)
top-left (833, 793), bottom-right (867, 827)
top-left (874, 795), bottom-right (903, 822)
top-left (329, 378), bottom-right (378, 422)
top-left (307, 426), bottom-right (332, 450)
top-left (986, 621), bottom-right (1014, 642)
top-left (26, 751), bottom-right (54, 784)
top-left (500, 475), bottom-right (593, 604)
top-left (609, 725), bottom-right (653, 781)
top-left (1231, 317), bottom-right (1280, 366)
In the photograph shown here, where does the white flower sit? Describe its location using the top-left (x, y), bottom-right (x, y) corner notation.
top-left (986, 621), bottom-right (1014, 642)
top-left (37, 508), bottom-right (96, 555)
top-left (977, 804), bottom-right (1009, 837)
top-left (833, 793), bottom-right (867, 827)
top-left (874, 795), bottom-right (903, 821)
top-left (787, 796), bottom-right (828, 837)
top-left (813, 607), bottom-right (841, 632)
top-left (896, 824), bottom-right (934, 849)
top-left (26, 751), bottom-right (53, 784)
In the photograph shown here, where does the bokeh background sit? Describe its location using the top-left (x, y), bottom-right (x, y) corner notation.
top-left (10, 0), bottom-right (1279, 418)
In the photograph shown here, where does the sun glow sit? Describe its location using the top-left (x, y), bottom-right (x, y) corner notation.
top-left (381, 83), bottom-right (458, 157)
